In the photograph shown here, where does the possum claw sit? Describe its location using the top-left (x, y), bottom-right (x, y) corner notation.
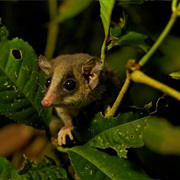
top-left (58, 125), bottom-right (74, 146)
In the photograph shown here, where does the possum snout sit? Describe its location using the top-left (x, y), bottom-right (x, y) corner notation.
top-left (41, 88), bottom-right (57, 107)
top-left (41, 99), bottom-right (52, 107)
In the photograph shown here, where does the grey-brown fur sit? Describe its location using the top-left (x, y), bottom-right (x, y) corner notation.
top-left (38, 53), bottom-right (121, 145)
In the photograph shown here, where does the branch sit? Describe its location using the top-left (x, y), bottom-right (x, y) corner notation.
top-left (100, 38), bottom-right (108, 65)
top-left (105, 71), bottom-right (131, 118)
top-left (104, 0), bottom-right (180, 118)
top-left (131, 70), bottom-right (180, 102)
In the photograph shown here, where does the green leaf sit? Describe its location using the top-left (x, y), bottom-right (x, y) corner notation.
top-left (116, 31), bottom-right (148, 45)
top-left (68, 146), bottom-right (150, 180)
top-left (169, 71), bottom-right (180, 80)
top-left (87, 116), bottom-right (149, 158)
top-left (57, 0), bottom-right (92, 23)
top-left (153, 36), bottom-right (180, 74)
top-left (0, 156), bottom-right (19, 179)
top-left (0, 20), bottom-right (9, 40)
top-left (0, 26), bottom-right (51, 129)
top-left (19, 156), bottom-right (68, 180)
top-left (99, 0), bottom-right (115, 36)
top-left (0, 156), bottom-right (68, 180)
top-left (144, 117), bottom-right (180, 155)
top-left (109, 31), bottom-right (149, 52)
top-left (77, 111), bottom-right (147, 141)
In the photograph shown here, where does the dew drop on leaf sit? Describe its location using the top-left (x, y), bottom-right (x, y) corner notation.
top-left (125, 136), bottom-right (130, 141)
top-left (14, 72), bottom-right (18, 78)
top-left (137, 124), bottom-right (141, 128)
top-left (90, 170), bottom-right (93, 175)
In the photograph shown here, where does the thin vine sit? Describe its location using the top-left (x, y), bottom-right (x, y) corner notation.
top-left (139, 0), bottom-right (180, 66)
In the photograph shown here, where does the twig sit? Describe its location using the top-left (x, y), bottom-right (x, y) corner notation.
top-left (105, 0), bottom-right (180, 118)
top-left (100, 38), bottom-right (107, 66)
top-left (105, 71), bottom-right (131, 118)
top-left (139, 0), bottom-right (180, 66)
top-left (131, 70), bottom-right (180, 101)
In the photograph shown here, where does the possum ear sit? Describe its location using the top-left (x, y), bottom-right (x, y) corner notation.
top-left (38, 55), bottom-right (52, 75)
top-left (82, 57), bottom-right (103, 90)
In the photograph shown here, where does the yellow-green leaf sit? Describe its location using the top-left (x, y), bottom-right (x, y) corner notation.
top-left (144, 117), bottom-right (180, 155)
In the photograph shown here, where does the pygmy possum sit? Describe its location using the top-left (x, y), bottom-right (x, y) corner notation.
top-left (38, 53), bottom-right (121, 146)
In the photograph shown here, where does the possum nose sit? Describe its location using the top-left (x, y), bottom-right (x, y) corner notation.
top-left (41, 99), bottom-right (52, 107)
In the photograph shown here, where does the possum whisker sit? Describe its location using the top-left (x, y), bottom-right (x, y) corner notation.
top-left (35, 80), bottom-right (45, 90)
top-left (38, 106), bottom-right (45, 118)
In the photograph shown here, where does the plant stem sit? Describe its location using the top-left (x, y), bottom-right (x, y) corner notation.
top-left (100, 39), bottom-right (106, 65)
top-left (105, 72), bottom-right (131, 118)
top-left (172, 0), bottom-right (178, 12)
top-left (105, 0), bottom-right (180, 118)
top-left (131, 70), bottom-right (180, 101)
top-left (57, 146), bottom-right (69, 153)
top-left (44, 0), bottom-right (59, 59)
top-left (139, 9), bottom-right (178, 66)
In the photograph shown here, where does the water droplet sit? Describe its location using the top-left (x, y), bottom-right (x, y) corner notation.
top-left (125, 136), bottom-right (130, 140)
top-left (4, 81), bottom-right (10, 88)
top-left (15, 72), bottom-right (18, 78)
top-left (13, 85), bottom-right (19, 92)
top-left (23, 65), bottom-right (30, 71)
top-left (137, 124), bottom-right (141, 128)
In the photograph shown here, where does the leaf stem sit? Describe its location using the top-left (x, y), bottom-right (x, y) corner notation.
top-left (172, 0), bottom-right (179, 12)
top-left (57, 146), bottom-right (69, 153)
top-left (139, 12), bottom-right (177, 66)
top-left (105, 71), bottom-right (131, 118)
top-left (139, 0), bottom-right (180, 66)
top-left (131, 70), bottom-right (180, 101)
top-left (100, 38), bottom-right (108, 65)
top-left (44, 0), bottom-right (59, 59)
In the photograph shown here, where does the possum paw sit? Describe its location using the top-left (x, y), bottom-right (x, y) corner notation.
top-left (57, 125), bottom-right (74, 146)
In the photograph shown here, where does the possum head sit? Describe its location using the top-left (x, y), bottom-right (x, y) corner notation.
top-left (38, 54), bottom-right (103, 108)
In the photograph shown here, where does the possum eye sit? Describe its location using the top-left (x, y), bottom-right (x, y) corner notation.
top-left (46, 78), bottom-right (51, 87)
top-left (63, 78), bottom-right (77, 92)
